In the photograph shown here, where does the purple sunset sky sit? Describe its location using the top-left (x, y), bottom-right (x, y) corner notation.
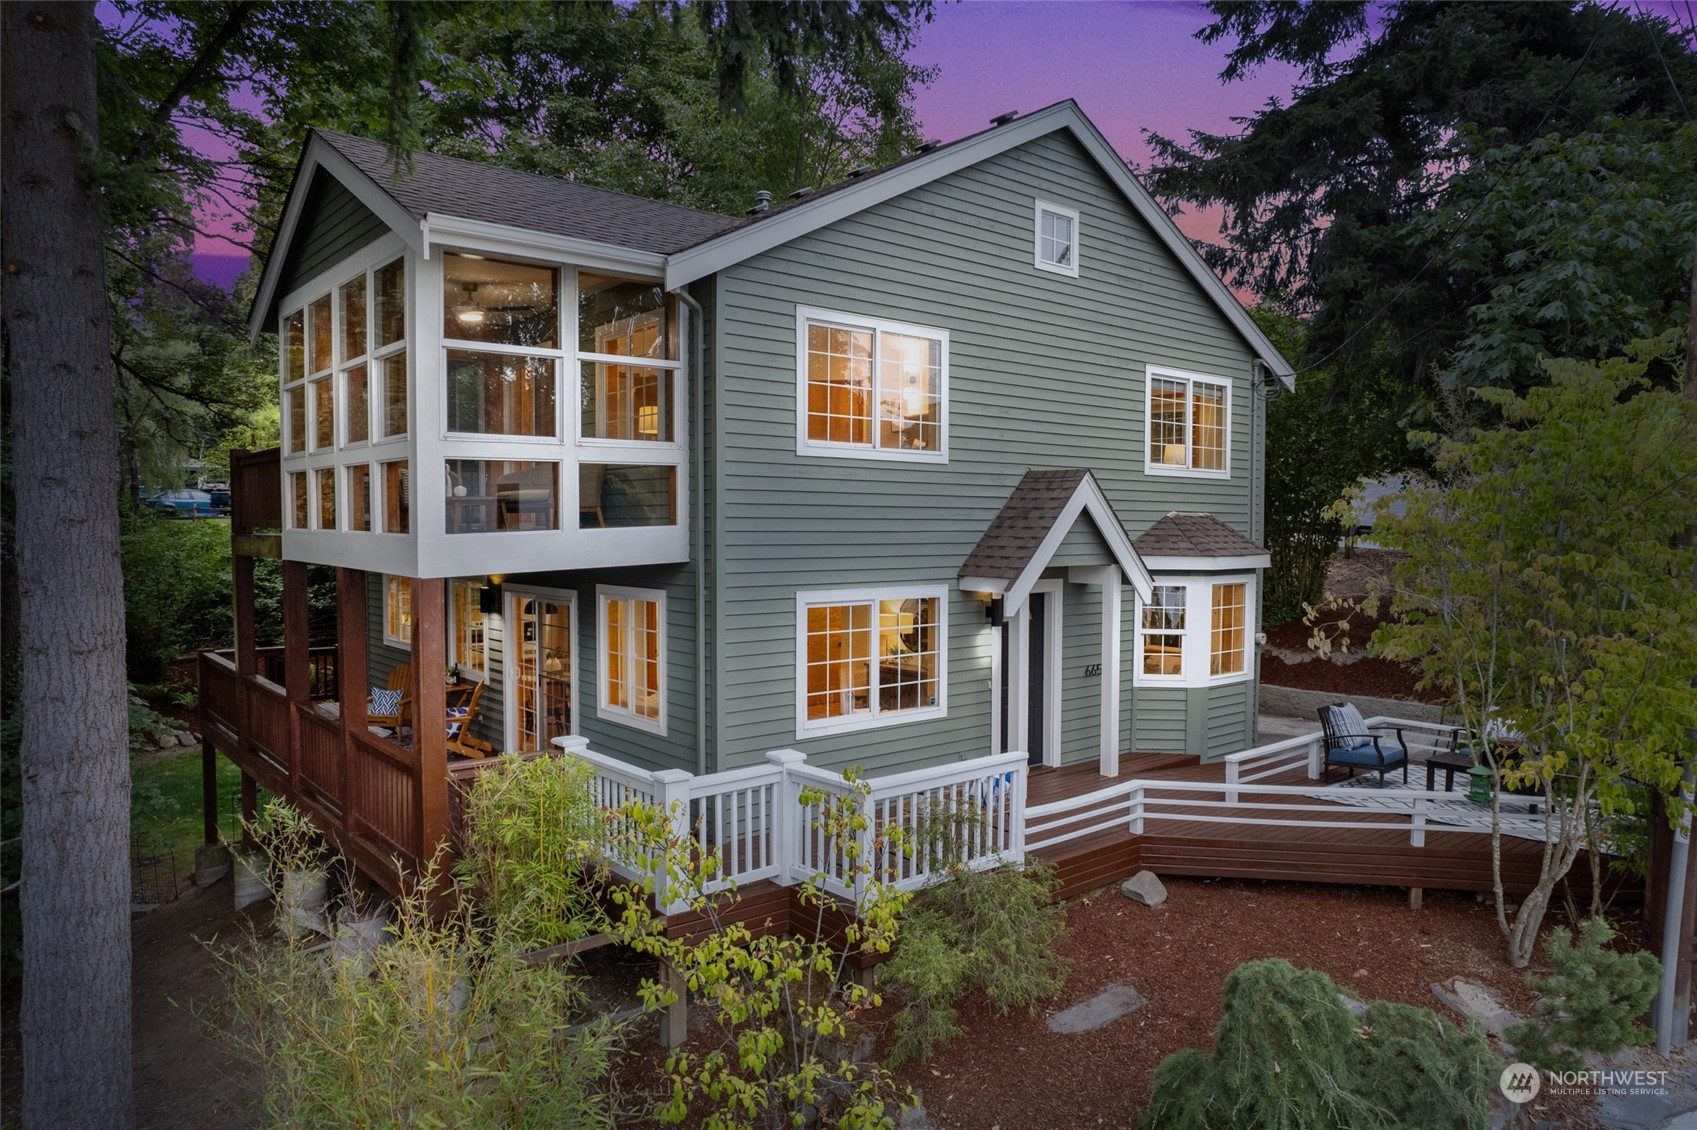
top-left (187, 0), bottom-right (1690, 289)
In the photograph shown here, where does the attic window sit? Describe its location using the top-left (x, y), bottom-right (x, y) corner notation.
top-left (1034, 201), bottom-right (1079, 277)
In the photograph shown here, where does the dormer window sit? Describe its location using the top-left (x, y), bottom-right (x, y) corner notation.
top-left (1034, 200), bottom-right (1079, 277)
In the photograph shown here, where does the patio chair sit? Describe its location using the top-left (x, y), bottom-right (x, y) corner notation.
top-left (1317, 702), bottom-right (1409, 785)
top-left (445, 681), bottom-right (489, 758)
top-left (367, 663), bottom-right (412, 729)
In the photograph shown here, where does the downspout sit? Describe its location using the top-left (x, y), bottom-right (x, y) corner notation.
top-left (673, 285), bottom-right (709, 777)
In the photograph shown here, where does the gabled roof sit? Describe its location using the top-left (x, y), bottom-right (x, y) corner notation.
top-left (959, 470), bottom-right (1153, 612)
top-left (252, 103), bottom-right (1296, 387)
top-left (666, 100), bottom-right (1294, 387)
top-left (1132, 512), bottom-right (1270, 571)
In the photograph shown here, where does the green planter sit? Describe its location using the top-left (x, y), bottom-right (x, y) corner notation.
top-left (1467, 765), bottom-right (1494, 805)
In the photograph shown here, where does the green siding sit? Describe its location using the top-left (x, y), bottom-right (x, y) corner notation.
top-left (707, 130), bottom-right (1260, 774)
top-left (1058, 580), bottom-right (1101, 765)
top-left (1131, 687), bottom-right (1187, 753)
top-left (277, 170), bottom-right (390, 301)
top-left (1203, 681), bottom-right (1253, 759)
top-left (1050, 521), bottom-right (1116, 568)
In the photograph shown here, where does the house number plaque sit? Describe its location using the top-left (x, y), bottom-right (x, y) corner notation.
top-left (1083, 663), bottom-right (1102, 677)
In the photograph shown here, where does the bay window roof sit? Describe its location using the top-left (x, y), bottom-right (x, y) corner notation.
top-left (1131, 512), bottom-right (1270, 571)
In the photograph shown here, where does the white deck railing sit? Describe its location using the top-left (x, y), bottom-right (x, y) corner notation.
top-left (557, 715), bottom-right (1489, 910)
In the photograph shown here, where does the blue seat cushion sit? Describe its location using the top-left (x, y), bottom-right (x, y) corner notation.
top-left (446, 705), bottom-right (470, 740)
top-left (1327, 745), bottom-right (1406, 768)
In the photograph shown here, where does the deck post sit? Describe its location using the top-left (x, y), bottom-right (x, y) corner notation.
top-left (1307, 735), bottom-right (1323, 780)
top-left (1410, 795), bottom-right (1426, 848)
top-left (765, 749), bottom-right (807, 887)
top-left (239, 772), bottom-right (258, 848)
top-left (201, 737), bottom-right (220, 846)
top-left (412, 577), bottom-right (449, 879)
top-left (1009, 763), bottom-right (1028, 865)
top-left (658, 958), bottom-right (689, 1047)
top-left (337, 568), bottom-right (368, 835)
top-left (1225, 760), bottom-right (1240, 806)
top-left (1128, 783), bottom-right (1144, 836)
top-left (282, 560), bottom-right (310, 780)
top-left (652, 769), bottom-right (694, 914)
top-left (1408, 887), bottom-right (1423, 910)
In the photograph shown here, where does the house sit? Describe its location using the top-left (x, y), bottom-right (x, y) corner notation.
top-left (203, 99), bottom-right (1291, 892)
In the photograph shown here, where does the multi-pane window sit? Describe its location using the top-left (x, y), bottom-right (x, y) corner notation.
top-left (444, 459), bottom-right (558, 533)
top-left (800, 309), bottom-right (946, 459)
top-left (1211, 582), bottom-right (1247, 677)
top-left (382, 460), bottom-right (409, 534)
top-left (384, 575), bottom-right (412, 647)
top-left (289, 471), bottom-right (308, 530)
top-left (348, 464), bottom-right (372, 531)
top-left (450, 579), bottom-right (488, 681)
top-left (1134, 576), bottom-right (1256, 687)
top-left (315, 468), bottom-right (336, 530)
top-left (799, 589), bottom-right (944, 734)
top-left (598, 588), bottom-right (664, 733)
top-left (442, 253), bottom-right (558, 437)
top-left (1147, 368), bottom-right (1229, 474)
top-left (1139, 586), bottom-right (1185, 677)
top-left (1034, 201), bottom-right (1079, 277)
top-left (579, 273), bottom-right (677, 443)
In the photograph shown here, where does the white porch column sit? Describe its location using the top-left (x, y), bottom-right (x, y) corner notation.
top-left (1069, 565), bottom-right (1122, 777)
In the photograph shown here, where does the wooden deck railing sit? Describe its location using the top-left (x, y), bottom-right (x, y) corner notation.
top-left (230, 447), bottom-right (281, 533)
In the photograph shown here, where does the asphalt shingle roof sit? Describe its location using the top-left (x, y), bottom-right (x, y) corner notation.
top-left (1131, 512), bottom-right (1266, 558)
top-left (317, 130), bottom-right (744, 255)
top-left (958, 469), bottom-right (1094, 581)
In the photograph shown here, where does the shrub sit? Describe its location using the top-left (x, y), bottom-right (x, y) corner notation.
top-left (881, 863), bottom-right (1069, 1066)
top-left (1142, 959), bottom-right (1495, 1130)
top-left (121, 512), bottom-right (233, 680)
top-left (456, 754), bottom-right (608, 949)
top-left (217, 854), bottom-right (622, 1128)
top-left (1505, 917), bottom-right (1659, 1072)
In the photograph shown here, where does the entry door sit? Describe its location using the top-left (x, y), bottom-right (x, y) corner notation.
top-left (998, 590), bottom-right (1057, 767)
top-left (509, 593), bottom-right (575, 752)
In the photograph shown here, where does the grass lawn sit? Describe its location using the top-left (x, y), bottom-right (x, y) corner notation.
top-left (132, 747), bottom-right (243, 876)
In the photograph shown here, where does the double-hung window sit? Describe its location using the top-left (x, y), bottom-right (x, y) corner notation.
top-left (797, 587), bottom-right (946, 736)
top-left (1134, 576), bottom-right (1254, 687)
top-left (598, 586), bottom-right (665, 734)
top-left (1034, 200), bottom-right (1079, 277)
top-left (797, 307), bottom-right (947, 462)
top-left (449, 579), bottom-right (488, 681)
top-left (1146, 366), bottom-right (1229, 476)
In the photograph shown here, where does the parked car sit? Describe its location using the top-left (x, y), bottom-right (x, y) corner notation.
top-left (145, 488), bottom-right (220, 518)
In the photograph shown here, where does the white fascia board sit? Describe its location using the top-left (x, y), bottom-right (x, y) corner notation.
top-left (1142, 553), bottom-right (1271, 572)
top-left (248, 134), bottom-right (424, 344)
top-left (423, 214), bottom-right (668, 277)
top-left (1002, 474), bottom-right (1153, 615)
top-left (663, 103), bottom-right (1080, 291)
top-left (1060, 119), bottom-right (1295, 388)
top-left (957, 576), bottom-right (1010, 596)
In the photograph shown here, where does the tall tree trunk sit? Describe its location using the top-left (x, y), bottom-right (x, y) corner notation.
top-left (2, 4), bottom-right (135, 1126)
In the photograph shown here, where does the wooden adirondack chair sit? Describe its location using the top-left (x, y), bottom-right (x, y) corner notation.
top-left (367, 663), bottom-right (412, 728)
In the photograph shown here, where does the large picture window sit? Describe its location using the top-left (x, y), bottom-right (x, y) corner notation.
top-left (1134, 575), bottom-right (1255, 687)
top-left (442, 253), bottom-right (559, 439)
top-left (1146, 367), bottom-right (1229, 476)
top-left (797, 308), bottom-right (947, 461)
top-left (797, 587), bottom-right (945, 736)
top-left (597, 586), bottom-right (665, 734)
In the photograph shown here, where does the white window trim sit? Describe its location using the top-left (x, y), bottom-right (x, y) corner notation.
top-left (503, 585), bottom-right (578, 753)
top-left (382, 574), bottom-right (413, 651)
top-left (1132, 573), bottom-right (1255, 688)
top-left (596, 584), bottom-right (667, 736)
top-left (794, 305), bottom-right (949, 465)
top-left (1143, 365), bottom-right (1232, 479)
top-left (449, 578), bottom-right (489, 683)
top-left (1033, 199), bottom-right (1080, 277)
top-left (794, 585), bottom-right (948, 739)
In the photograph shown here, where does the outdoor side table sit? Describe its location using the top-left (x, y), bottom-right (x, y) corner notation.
top-left (1424, 751), bottom-right (1475, 793)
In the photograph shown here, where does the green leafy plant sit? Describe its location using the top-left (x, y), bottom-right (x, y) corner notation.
top-left (609, 771), bottom-right (914, 1129)
top-left (456, 754), bottom-right (609, 949)
top-left (1143, 959), bottom-right (1496, 1130)
top-left (216, 852), bottom-right (623, 1128)
top-left (127, 686), bottom-right (178, 755)
top-left (1505, 917), bottom-right (1659, 1073)
top-left (881, 862), bottom-right (1068, 1066)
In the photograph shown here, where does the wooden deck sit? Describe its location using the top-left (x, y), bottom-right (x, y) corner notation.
top-left (1026, 754), bottom-right (1623, 903)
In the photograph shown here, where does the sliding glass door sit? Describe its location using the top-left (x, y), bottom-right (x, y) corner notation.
top-left (508, 591), bottom-right (575, 752)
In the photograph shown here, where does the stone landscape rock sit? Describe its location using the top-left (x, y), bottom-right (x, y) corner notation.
top-left (1429, 977), bottom-right (1520, 1040)
top-left (1121, 869), bottom-right (1167, 907)
top-left (174, 730), bottom-right (197, 747)
top-left (1046, 982), bottom-right (1148, 1034)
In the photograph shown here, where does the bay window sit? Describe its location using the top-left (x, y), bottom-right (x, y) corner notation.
top-left (1134, 575), bottom-right (1256, 687)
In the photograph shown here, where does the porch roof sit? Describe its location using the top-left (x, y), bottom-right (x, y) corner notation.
top-left (958, 469), bottom-right (1153, 611)
top-left (1131, 512), bottom-right (1271, 571)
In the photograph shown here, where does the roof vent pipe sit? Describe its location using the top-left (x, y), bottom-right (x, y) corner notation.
top-left (916, 138), bottom-right (941, 152)
top-left (788, 186), bottom-right (814, 200)
top-left (748, 189), bottom-right (772, 215)
top-left (991, 111), bottom-right (1019, 126)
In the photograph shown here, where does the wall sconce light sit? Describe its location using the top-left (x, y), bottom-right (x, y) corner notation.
top-left (480, 581), bottom-right (503, 614)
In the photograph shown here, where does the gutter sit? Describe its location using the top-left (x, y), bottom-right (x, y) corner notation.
top-left (672, 285), bottom-right (709, 777)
